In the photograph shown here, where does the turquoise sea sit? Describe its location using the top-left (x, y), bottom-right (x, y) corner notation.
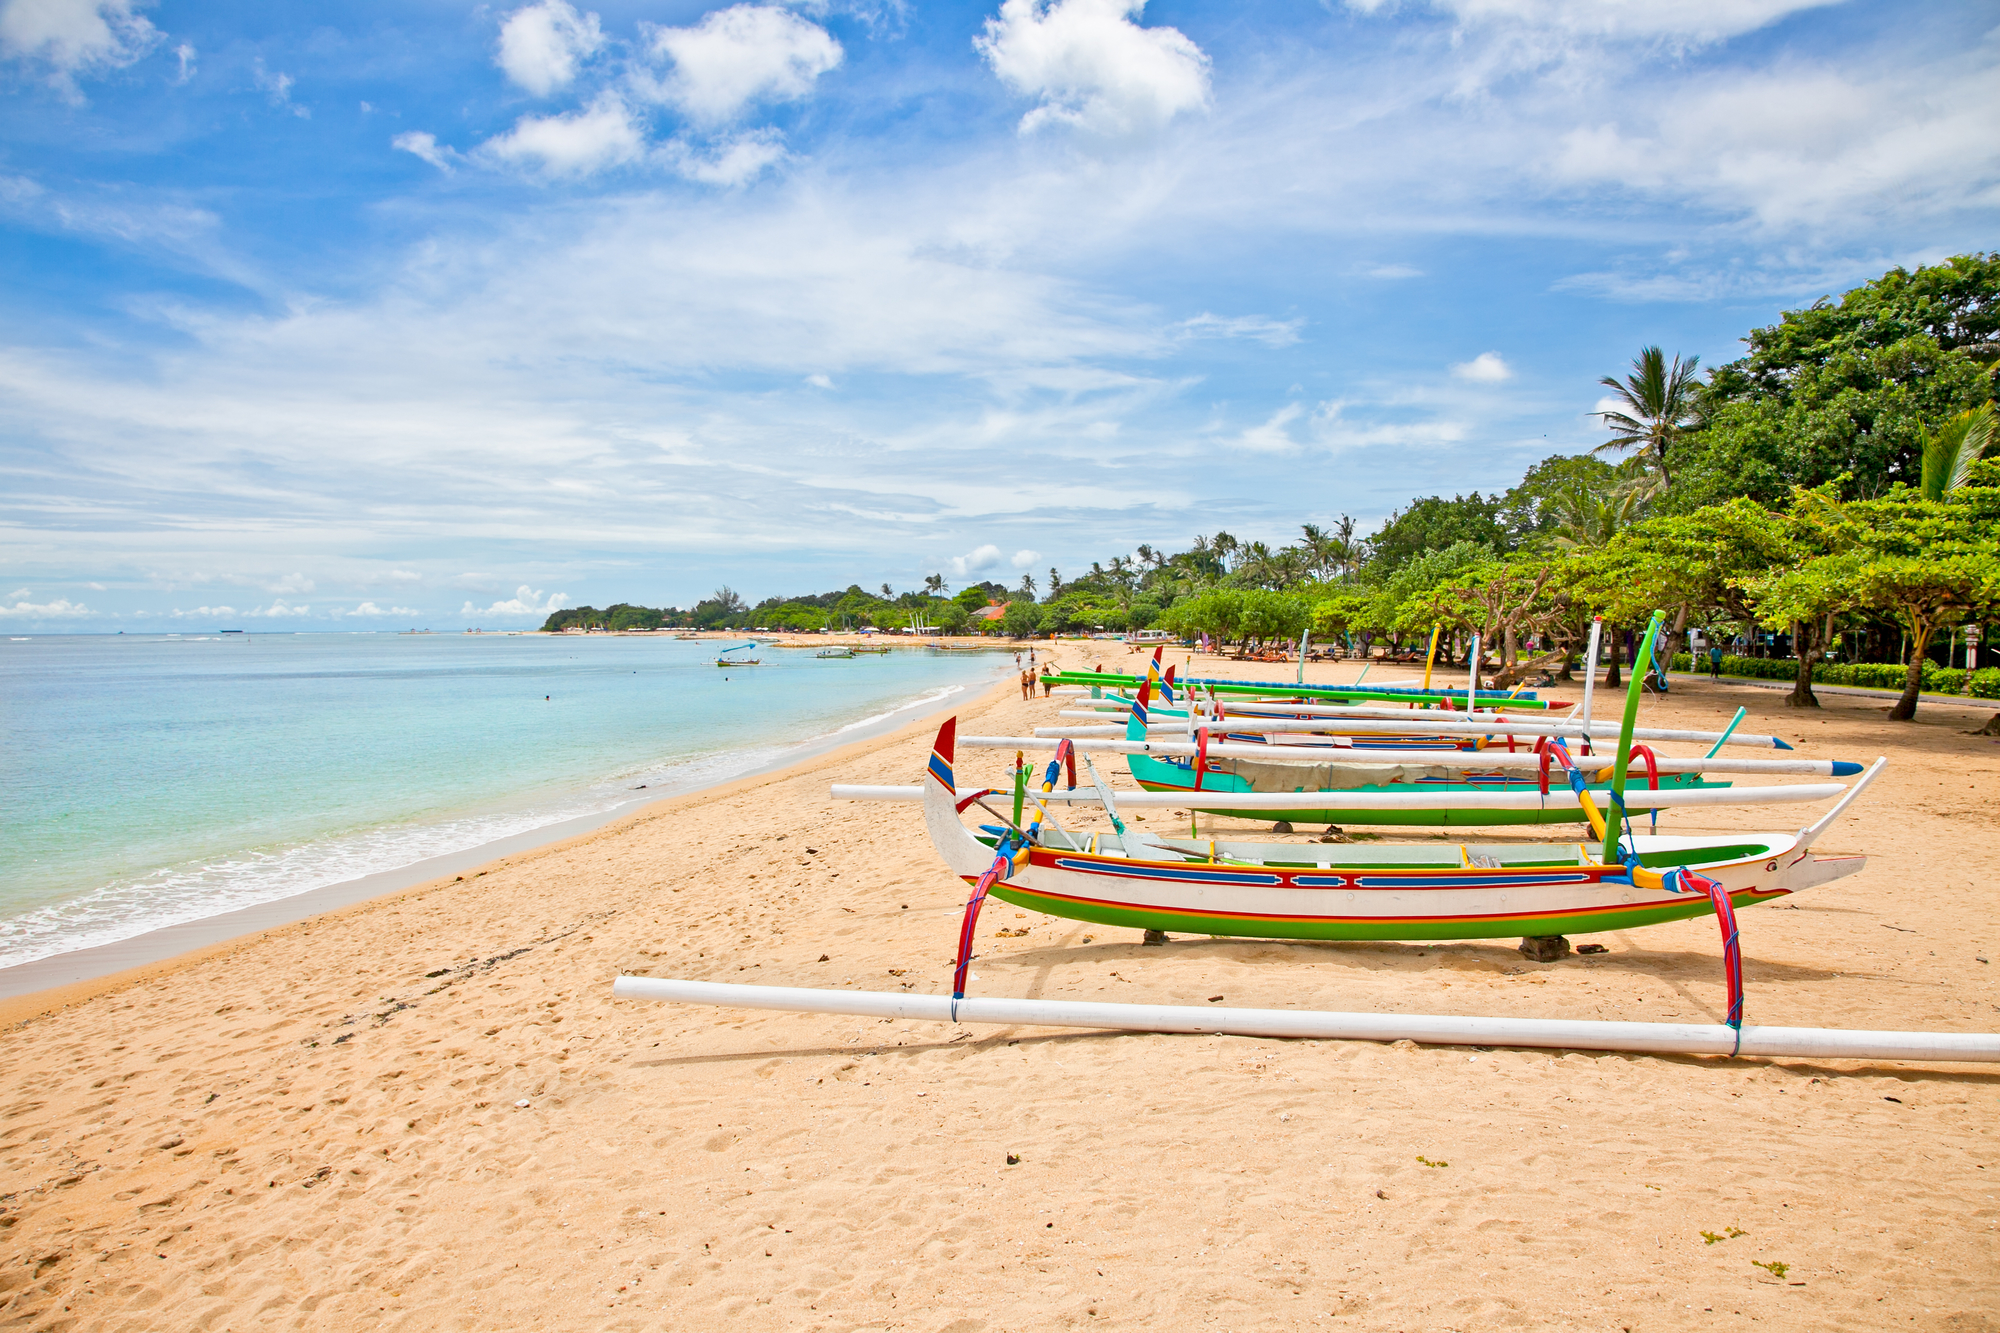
top-left (0, 633), bottom-right (1009, 971)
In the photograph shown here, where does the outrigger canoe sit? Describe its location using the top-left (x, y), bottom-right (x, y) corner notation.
top-left (922, 718), bottom-right (1868, 942)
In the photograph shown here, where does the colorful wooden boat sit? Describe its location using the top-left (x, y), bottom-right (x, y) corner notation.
top-left (921, 717), bottom-right (1867, 942)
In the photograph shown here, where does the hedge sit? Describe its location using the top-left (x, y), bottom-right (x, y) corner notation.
top-left (1670, 653), bottom-right (2000, 698)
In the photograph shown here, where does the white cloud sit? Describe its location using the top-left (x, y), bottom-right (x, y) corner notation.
top-left (665, 128), bottom-right (788, 186)
top-left (1230, 401), bottom-right (1302, 454)
top-left (6, 587), bottom-right (27, 599)
top-left (460, 585), bottom-right (569, 618)
top-left (948, 545), bottom-right (1003, 577)
top-left (496, 0), bottom-right (604, 97)
top-left (976, 0), bottom-right (1210, 137)
top-left (1362, 264), bottom-right (1423, 280)
top-left (169, 605), bottom-right (234, 619)
top-left (253, 59), bottom-right (308, 118)
top-left (170, 39), bottom-right (190, 82)
top-left (1452, 351), bottom-right (1511, 382)
top-left (264, 572), bottom-right (314, 594)
top-left (1403, 0), bottom-right (1838, 47)
top-left (805, 373), bottom-right (833, 388)
top-left (480, 95), bottom-right (645, 177)
top-left (340, 601), bottom-right (420, 618)
top-left (1545, 59), bottom-right (2000, 232)
top-left (643, 5), bottom-right (841, 124)
top-left (384, 569), bottom-right (423, 584)
top-left (0, 592), bottom-right (90, 618)
top-left (0, 0), bottom-right (160, 94)
top-left (1176, 313), bottom-right (1302, 348)
top-left (392, 131), bottom-right (456, 173)
top-left (1010, 548), bottom-right (1040, 569)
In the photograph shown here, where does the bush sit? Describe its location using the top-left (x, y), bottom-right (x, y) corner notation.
top-left (1669, 653), bottom-right (2000, 697)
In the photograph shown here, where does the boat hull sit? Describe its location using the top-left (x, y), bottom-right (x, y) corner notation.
top-left (1123, 751), bottom-right (1726, 828)
top-left (920, 718), bottom-right (1863, 943)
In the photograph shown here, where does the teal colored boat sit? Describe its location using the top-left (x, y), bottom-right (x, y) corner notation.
top-left (1115, 693), bottom-right (1726, 828)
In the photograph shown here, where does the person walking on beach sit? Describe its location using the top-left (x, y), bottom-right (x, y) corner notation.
top-left (1708, 644), bottom-right (1723, 680)
top-left (1039, 664), bottom-right (1055, 696)
top-left (1020, 668), bottom-right (1033, 701)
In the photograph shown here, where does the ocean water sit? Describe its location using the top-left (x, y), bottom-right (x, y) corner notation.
top-left (0, 633), bottom-right (1011, 971)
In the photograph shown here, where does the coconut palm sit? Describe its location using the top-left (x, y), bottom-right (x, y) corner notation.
top-left (1919, 401), bottom-right (1996, 500)
top-left (1595, 347), bottom-right (1702, 488)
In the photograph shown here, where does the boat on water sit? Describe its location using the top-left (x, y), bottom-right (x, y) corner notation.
top-left (816, 647), bottom-right (855, 659)
top-left (920, 718), bottom-right (1872, 942)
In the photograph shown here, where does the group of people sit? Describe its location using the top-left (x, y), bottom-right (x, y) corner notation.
top-left (1015, 647), bottom-right (1057, 700)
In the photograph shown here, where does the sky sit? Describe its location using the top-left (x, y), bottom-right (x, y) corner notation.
top-left (0, 0), bottom-right (1995, 629)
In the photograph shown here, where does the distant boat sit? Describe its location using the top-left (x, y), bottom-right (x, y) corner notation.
top-left (816, 647), bottom-right (854, 659)
top-left (717, 657), bottom-right (762, 666)
top-left (219, 629), bottom-right (245, 634)
top-left (849, 645), bottom-right (892, 654)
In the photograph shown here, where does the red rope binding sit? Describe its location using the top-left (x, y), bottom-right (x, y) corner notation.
top-left (950, 843), bottom-right (1017, 1011)
top-left (1667, 868), bottom-right (1743, 1044)
top-left (1627, 743), bottom-right (1660, 789)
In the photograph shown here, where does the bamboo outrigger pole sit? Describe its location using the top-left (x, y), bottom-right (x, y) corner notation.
top-left (609, 978), bottom-right (2000, 1064)
top-left (1603, 611), bottom-right (1666, 864)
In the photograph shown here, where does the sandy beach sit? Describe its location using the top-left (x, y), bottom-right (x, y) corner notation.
top-left (3, 645), bottom-right (1996, 1331)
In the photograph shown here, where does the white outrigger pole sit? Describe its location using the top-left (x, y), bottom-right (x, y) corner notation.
top-left (609, 978), bottom-right (2000, 1064)
top-left (831, 782), bottom-right (1849, 811)
top-left (1042, 714), bottom-right (1794, 750)
top-left (954, 735), bottom-right (1864, 777)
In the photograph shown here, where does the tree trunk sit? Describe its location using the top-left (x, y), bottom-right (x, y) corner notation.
top-left (1604, 623), bottom-right (1622, 688)
top-left (1786, 618), bottom-right (1821, 709)
top-left (1888, 609), bottom-right (1930, 721)
top-left (1659, 604), bottom-right (1690, 676)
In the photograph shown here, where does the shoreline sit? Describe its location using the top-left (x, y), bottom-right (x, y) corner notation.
top-left (0, 664), bottom-right (1015, 1020)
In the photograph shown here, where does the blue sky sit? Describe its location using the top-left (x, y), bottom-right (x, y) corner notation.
top-left (1, 0), bottom-right (1995, 628)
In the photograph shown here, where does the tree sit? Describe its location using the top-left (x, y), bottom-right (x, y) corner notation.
top-left (1751, 473), bottom-right (2000, 719)
top-left (1000, 600), bottom-right (1044, 639)
top-left (1018, 571), bottom-right (1037, 598)
top-left (1366, 494), bottom-right (1506, 574)
top-left (1674, 254), bottom-right (2000, 507)
top-left (1500, 454), bottom-right (1621, 545)
top-left (1595, 347), bottom-right (1702, 489)
top-left (933, 600), bottom-right (970, 635)
top-left (1585, 497), bottom-right (1791, 690)
top-left (924, 572), bottom-right (946, 595)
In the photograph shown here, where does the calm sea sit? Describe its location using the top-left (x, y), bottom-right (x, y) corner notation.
top-left (0, 632), bottom-right (1009, 971)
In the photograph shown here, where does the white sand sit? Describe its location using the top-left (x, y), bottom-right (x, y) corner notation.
top-left (2, 648), bottom-right (1996, 1330)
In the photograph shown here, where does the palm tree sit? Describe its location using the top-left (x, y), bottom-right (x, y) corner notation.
top-left (1595, 347), bottom-right (1702, 488)
top-left (1919, 402), bottom-right (1996, 500)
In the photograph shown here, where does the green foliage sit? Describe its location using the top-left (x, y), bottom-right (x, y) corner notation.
top-left (1500, 454), bottom-right (1623, 544)
top-left (999, 600), bottom-right (1045, 639)
top-left (932, 600), bottom-right (970, 634)
top-left (1675, 253), bottom-right (2000, 507)
top-left (1367, 494), bottom-right (1506, 574)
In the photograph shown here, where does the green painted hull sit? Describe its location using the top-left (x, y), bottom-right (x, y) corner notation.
top-left (986, 881), bottom-right (1786, 941)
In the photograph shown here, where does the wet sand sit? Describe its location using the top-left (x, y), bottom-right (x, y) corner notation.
top-left (2, 647), bottom-right (1996, 1331)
